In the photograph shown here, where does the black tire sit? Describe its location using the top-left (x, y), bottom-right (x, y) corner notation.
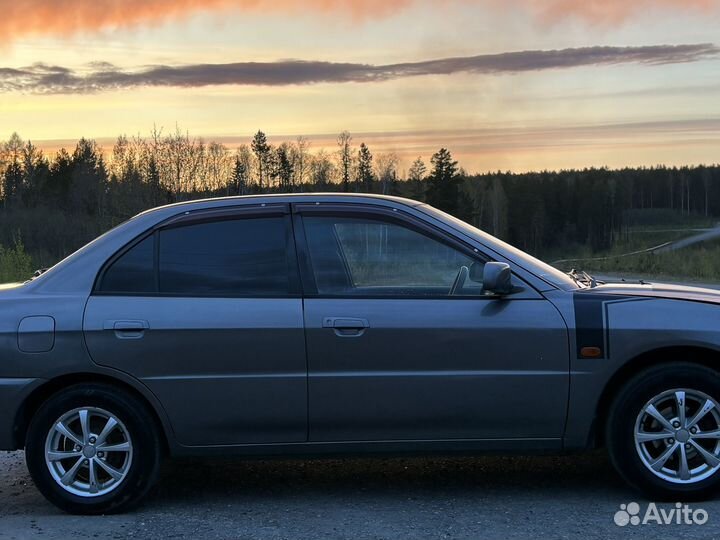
top-left (25, 383), bottom-right (162, 514)
top-left (607, 362), bottom-right (720, 501)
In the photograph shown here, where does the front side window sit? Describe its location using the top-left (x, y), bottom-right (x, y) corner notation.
top-left (99, 215), bottom-right (293, 296)
top-left (303, 215), bottom-right (486, 296)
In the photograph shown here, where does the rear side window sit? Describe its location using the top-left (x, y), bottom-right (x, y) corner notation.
top-left (98, 235), bottom-right (155, 293)
top-left (159, 217), bottom-right (290, 296)
top-left (98, 215), bottom-right (293, 296)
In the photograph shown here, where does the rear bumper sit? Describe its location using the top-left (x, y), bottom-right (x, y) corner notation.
top-left (0, 378), bottom-right (41, 450)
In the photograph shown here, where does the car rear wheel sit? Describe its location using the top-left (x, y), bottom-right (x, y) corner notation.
top-left (607, 363), bottom-right (720, 500)
top-left (25, 383), bottom-right (162, 514)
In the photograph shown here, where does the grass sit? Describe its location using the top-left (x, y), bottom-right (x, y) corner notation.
top-left (0, 239), bottom-right (34, 283)
top-left (581, 244), bottom-right (720, 283)
top-left (548, 226), bottom-right (720, 283)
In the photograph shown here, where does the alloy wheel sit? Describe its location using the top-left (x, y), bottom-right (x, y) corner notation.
top-left (634, 389), bottom-right (720, 484)
top-left (44, 407), bottom-right (133, 497)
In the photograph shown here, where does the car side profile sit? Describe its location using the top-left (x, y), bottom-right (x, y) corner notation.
top-left (2, 193), bottom-right (720, 514)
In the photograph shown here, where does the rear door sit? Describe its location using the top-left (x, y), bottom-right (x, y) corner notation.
top-left (84, 204), bottom-right (307, 446)
top-left (294, 203), bottom-right (569, 443)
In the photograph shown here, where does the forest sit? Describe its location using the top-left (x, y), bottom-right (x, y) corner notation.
top-left (1, 128), bottom-right (719, 282)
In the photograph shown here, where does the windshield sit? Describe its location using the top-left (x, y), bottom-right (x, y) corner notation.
top-left (417, 204), bottom-right (580, 289)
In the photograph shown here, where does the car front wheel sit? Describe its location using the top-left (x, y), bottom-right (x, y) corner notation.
top-left (25, 383), bottom-right (162, 514)
top-left (607, 363), bottom-right (720, 500)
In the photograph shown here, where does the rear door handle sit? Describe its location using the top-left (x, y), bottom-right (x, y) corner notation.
top-left (322, 317), bottom-right (369, 337)
top-left (103, 320), bottom-right (149, 339)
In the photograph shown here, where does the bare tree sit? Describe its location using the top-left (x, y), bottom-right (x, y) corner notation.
top-left (311, 149), bottom-right (335, 187)
top-left (491, 176), bottom-right (507, 238)
top-left (206, 141), bottom-right (231, 193)
top-left (234, 144), bottom-right (253, 194)
top-left (160, 126), bottom-right (201, 200)
top-left (292, 136), bottom-right (310, 188)
top-left (703, 167), bottom-right (712, 217)
top-left (110, 135), bottom-right (132, 182)
top-left (375, 152), bottom-right (398, 195)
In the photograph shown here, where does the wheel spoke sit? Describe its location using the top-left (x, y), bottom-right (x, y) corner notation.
top-left (675, 391), bottom-right (686, 426)
top-left (88, 459), bottom-right (98, 494)
top-left (678, 445), bottom-right (691, 480)
top-left (60, 457), bottom-right (85, 486)
top-left (98, 442), bottom-right (130, 453)
top-left (47, 450), bottom-right (82, 462)
top-left (95, 457), bottom-right (124, 481)
top-left (78, 409), bottom-right (90, 444)
top-left (650, 442), bottom-right (679, 471)
top-left (54, 421), bottom-right (83, 447)
top-left (689, 440), bottom-right (720, 468)
top-left (646, 404), bottom-right (675, 432)
top-left (636, 430), bottom-right (672, 443)
top-left (687, 400), bottom-right (715, 429)
top-left (693, 430), bottom-right (720, 440)
top-left (95, 417), bottom-right (118, 446)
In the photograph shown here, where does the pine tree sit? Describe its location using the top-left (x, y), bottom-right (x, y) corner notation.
top-left (407, 156), bottom-right (427, 201)
top-left (408, 157), bottom-right (427, 182)
top-left (356, 143), bottom-right (374, 192)
top-left (426, 148), bottom-right (460, 214)
top-left (337, 131), bottom-right (352, 192)
top-left (251, 130), bottom-right (270, 189)
top-left (231, 155), bottom-right (248, 195)
top-left (276, 144), bottom-right (294, 190)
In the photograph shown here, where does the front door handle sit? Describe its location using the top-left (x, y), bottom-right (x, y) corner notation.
top-left (322, 317), bottom-right (369, 337)
top-left (103, 320), bottom-right (149, 339)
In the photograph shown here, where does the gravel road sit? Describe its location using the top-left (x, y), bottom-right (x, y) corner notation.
top-left (1, 449), bottom-right (719, 539)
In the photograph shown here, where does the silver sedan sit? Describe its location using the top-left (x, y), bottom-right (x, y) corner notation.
top-left (1, 193), bottom-right (719, 513)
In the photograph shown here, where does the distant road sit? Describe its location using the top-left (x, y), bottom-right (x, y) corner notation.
top-left (553, 225), bottom-right (720, 267)
top-left (631, 228), bottom-right (714, 234)
top-left (653, 225), bottom-right (720, 253)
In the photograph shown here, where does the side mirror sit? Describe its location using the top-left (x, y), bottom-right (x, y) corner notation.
top-left (481, 261), bottom-right (513, 295)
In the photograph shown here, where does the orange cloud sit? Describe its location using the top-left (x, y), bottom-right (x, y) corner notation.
top-left (0, 0), bottom-right (414, 43)
top-left (0, 0), bottom-right (718, 44)
top-left (505, 0), bottom-right (720, 25)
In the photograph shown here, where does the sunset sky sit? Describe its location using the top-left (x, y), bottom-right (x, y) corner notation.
top-left (1, 0), bottom-right (719, 172)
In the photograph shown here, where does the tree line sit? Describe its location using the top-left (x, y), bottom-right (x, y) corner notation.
top-left (0, 128), bottom-right (718, 270)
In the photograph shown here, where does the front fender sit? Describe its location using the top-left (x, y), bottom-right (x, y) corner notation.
top-left (557, 295), bottom-right (720, 449)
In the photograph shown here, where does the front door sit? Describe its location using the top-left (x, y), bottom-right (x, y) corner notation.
top-left (295, 204), bottom-right (569, 442)
top-left (84, 204), bottom-right (307, 446)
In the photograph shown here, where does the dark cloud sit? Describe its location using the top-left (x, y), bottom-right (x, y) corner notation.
top-left (1, 44), bottom-right (717, 94)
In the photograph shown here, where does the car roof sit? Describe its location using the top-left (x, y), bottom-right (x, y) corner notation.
top-left (136, 192), bottom-right (424, 217)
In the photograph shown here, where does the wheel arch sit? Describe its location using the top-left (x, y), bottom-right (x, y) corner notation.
top-left (593, 345), bottom-right (720, 447)
top-left (13, 372), bottom-right (173, 454)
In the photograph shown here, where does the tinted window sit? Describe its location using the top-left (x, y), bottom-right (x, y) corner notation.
top-left (158, 217), bottom-right (291, 296)
top-left (99, 235), bottom-right (155, 293)
top-left (304, 216), bottom-right (486, 296)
